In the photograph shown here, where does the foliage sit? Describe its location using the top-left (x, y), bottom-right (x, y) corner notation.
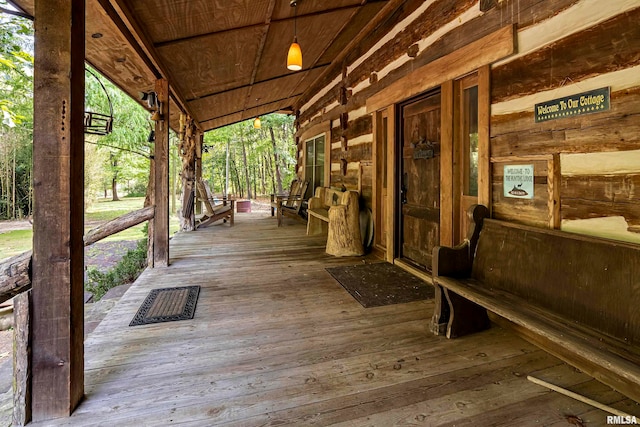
top-left (85, 238), bottom-right (147, 301)
top-left (85, 67), bottom-right (152, 202)
top-left (202, 114), bottom-right (297, 198)
top-left (0, 7), bottom-right (33, 219)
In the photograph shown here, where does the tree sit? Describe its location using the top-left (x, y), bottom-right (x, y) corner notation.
top-left (202, 114), bottom-right (296, 199)
top-left (84, 67), bottom-right (152, 202)
top-left (0, 6), bottom-right (33, 219)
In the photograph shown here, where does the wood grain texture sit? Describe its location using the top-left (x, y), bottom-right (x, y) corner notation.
top-left (492, 7), bottom-right (640, 103)
top-left (153, 79), bottom-right (170, 267)
top-left (0, 251), bottom-right (31, 305)
top-left (27, 213), bottom-right (634, 426)
top-left (492, 160), bottom-right (550, 228)
top-left (366, 25), bottom-right (515, 113)
top-left (434, 217), bottom-right (640, 402)
top-left (13, 290), bottom-right (31, 426)
top-left (561, 174), bottom-right (640, 231)
top-left (477, 65), bottom-right (491, 209)
top-left (491, 87), bottom-right (640, 158)
top-left (31, 0), bottom-right (85, 419)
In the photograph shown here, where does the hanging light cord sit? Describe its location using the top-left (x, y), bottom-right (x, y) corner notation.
top-left (294, 2), bottom-right (298, 41)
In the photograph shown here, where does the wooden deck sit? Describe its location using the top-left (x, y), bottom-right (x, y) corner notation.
top-left (35, 212), bottom-right (638, 426)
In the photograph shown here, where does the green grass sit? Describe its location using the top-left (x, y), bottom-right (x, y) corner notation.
top-left (0, 197), bottom-right (181, 261)
top-left (85, 197), bottom-right (148, 222)
top-left (0, 229), bottom-right (33, 260)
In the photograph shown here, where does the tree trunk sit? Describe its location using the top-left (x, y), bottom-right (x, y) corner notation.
top-left (266, 151), bottom-right (276, 194)
top-left (231, 158), bottom-right (242, 198)
top-left (240, 138), bottom-right (252, 199)
top-left (269, 127), bottom-right (283, 194)
top-left (111, 177), bottom-right (119, 201)
top-left (111, 154), bottom-right (120, 201)
top-left (261, 155), bottom-right (267, 195)
top-left (12, 145), bottom-right (16, 219)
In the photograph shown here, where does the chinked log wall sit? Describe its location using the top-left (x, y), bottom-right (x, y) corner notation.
top-left (296, 0), bottom-right (640, 242)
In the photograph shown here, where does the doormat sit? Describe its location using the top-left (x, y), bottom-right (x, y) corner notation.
top-left (129, 286), bottom-right (200, 326)
top-left (325, 262), bottom-right (434, 308)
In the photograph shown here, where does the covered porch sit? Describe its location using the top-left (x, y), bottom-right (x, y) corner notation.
top-left (31, 212), bottom-right (635, 426)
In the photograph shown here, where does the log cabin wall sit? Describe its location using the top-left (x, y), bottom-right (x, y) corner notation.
top-left (295, 0), bottom-right (640, 245)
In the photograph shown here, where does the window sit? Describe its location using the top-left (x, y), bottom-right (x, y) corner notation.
top-left (460, 76), bottom-right (479, 197)
top-left (305, 135), bottom-right (325, 195)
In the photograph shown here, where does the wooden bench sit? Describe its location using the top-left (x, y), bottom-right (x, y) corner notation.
top-left (431, 205), bottom-right (640, 402)
top-left (307, 187), bottom-right (363, 257)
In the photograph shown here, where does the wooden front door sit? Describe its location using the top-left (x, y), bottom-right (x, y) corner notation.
top-left (397, 90), bottom-right (441, 271)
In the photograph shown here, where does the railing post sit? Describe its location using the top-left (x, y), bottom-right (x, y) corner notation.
top-left (31, 0), bottom-right (85, 419)
top-left (153, 78), bottom-right (170, 267)
top-left (13, 290), bottom-right (32, 426)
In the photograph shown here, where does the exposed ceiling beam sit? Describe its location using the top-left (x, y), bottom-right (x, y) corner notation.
top-left (5, 1), bottom-right (32, 19)
top-left (242, 0), bottom-right (278, 114)
top-left (200, 93), bottom-right (303, 124)
top-left (106, 0), bottom-right (200, 128)
top-left (0, 5), bottom-right (32, 19)
top-left (186, 63), bottom-right (330, 103)
top-left (153, 4), bottom-right (363, 49)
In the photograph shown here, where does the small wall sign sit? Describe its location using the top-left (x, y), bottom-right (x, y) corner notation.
top-left (411, 139), bottom-right (436, 160)
top-left (535, 87), bottom-right (610, 123)
top-left (504, 164), bottom-right (534, 199)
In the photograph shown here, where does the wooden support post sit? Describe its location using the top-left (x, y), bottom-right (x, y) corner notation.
top-left (31, 0), bottom-right (85, 419)
top-left (13, 290), bottom-right (31, 426)
top-left (478, 64), bottom-right (491, 210)
top-left (440, 80), bottom-right (454, 248)
top-left (195, 130), bottom-right (203, 215)
top-left (154, 79), bottom-right (170, 267)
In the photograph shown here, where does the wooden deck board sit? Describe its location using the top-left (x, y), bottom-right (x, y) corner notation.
top-left (31, 213), bottom-right (638, 425)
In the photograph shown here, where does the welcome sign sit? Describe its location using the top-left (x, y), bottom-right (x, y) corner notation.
top-left (535, 87), bottom-right (610, 123)
top-left (504, 164), bottom-right (534, 199)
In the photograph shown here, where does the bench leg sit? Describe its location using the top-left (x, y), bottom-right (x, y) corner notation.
top-left (431, 284), bottom-right (450, 336)
top-left (277, 201), bottom-right (283, 227)
top-left (307, 216), bottom-right (327, 235)
top-left (444, 288), bottom-right (490, 339)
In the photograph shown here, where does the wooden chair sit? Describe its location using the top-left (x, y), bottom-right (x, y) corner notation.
top-left (195, 180), bottom-right (234, 229)
top-left (270, 180), bottom-right (300, 217)
top-left (276, 179), bottom-right (309, 226)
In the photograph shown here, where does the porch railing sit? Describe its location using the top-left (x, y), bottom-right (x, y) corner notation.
top-left (0, 205), bottom-right (155, 425)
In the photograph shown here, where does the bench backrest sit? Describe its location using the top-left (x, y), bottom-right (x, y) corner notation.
top-left (472, 219), bottom-right (640, 346)
top-left (313, 187), bottom-right (355, 208)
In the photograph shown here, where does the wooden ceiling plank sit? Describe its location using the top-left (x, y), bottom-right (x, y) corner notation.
top-left (96, 0), bottom-right (161, 78)
top-left (242, 0), bottom-right (278, 114)
top-left (287, 6), bottom-right (361, 99)
top-left (154, 4), bottom-right (363, 49)
top-left (107, 0), bottom-right (199, 127)
top-left (199, 94), bottom-right (303, 124)
top-left (187, 63), bottom-right (330, 103)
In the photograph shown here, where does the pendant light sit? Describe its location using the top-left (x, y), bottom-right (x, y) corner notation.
top-left (287, 0), bottom-right (302, 71)
top-left (253, 117), bottom-right (261, 129)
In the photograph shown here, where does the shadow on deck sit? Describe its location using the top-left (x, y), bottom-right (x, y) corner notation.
top-left (34, 211), bottom-right (637, 426)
